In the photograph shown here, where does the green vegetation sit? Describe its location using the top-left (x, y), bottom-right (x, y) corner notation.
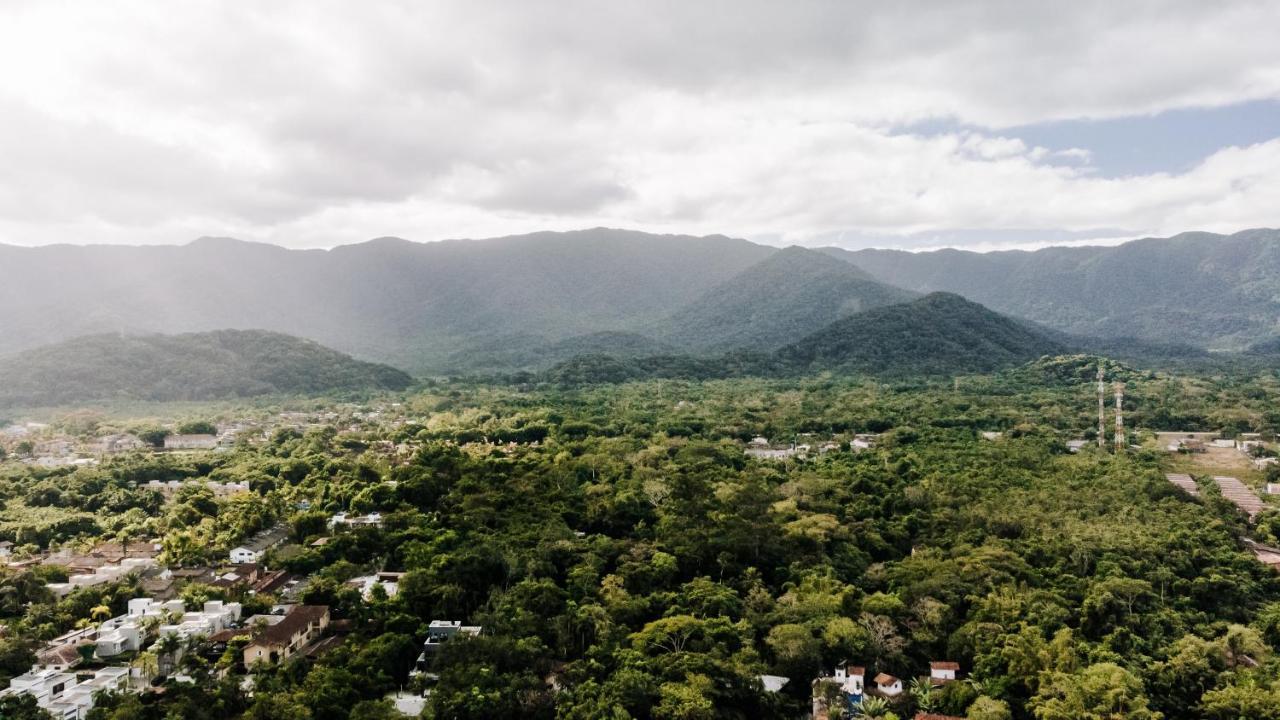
top-left (0, 364), bottom-right (1278, 718)
top-left (654, 246), bottom-right (917, 353)
top-left (0, 330), bottom-right (413, 408)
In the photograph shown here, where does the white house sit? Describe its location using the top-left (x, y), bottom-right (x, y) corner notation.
top-left (0, 666), bottom-right (130, 719)
top-left (930, 661), bottom-right (959, 684)
top-left (229, 525), bottom-right (288, 563)
top-left (874, 672), bottom-right (902, 696)
top-left (833, 664), bottom-right (864, 696)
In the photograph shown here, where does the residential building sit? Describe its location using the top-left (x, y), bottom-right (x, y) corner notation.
top-left (874, 672), bottom-right (903, 696)
top-left (243, 605), bottom-right (330, 668)
top-left (415, 620), bottom-right (481, 669)
top-left (228, 525), bottom-right (288, 564)
top-left (164, 434), bottom-right (218, 450)
top-left (347, 572), bottom-right (404, 600)
top-left (0, 666), bottom-right (130, 719)
top-left (929, 661), bottom-right (959, 685)
top-left (328, 511), bottom-right (384, 529)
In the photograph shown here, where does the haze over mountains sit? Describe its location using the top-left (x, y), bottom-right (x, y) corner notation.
top-left (0, 330), bottom-right (412, 407)
top-left (1, 227), bottom-right (1277, 379)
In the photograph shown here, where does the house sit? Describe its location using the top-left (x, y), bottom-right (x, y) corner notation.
top-left (34, 643), bottom-right (86, 672)
top-left (96, 598), bottom-right (241, 658)
top-left (1065, 439), bottom-right (1088, 453)
top-left (347, 572), bottom-right (404, 600)
top-left (243, 605), bottom-right (330, 668)
top-left (229, 525), bottom-right (289, 563)
top-left (90, 434), bottom-right (147, 454)
top-left (0, 540), bottom-right (12, 558)
top-left (415, 620), bottom-right (482, 669)
top-left (874, 672), bottom-right (902, 697)
top-left (810, 664), bottom-right (864, 719)
top-left (164, 434), bottom-right (219, 450)
top-left (1268, 483), bottom-right (1280, 496)
top-left (328, 512), bottom-right (384, 529)
top-left (758, 675), bottom-right (789, 693)
top-left (929, 661), bottom-right (959, 685)
top-left (0, 666), bottom-right (130, 719)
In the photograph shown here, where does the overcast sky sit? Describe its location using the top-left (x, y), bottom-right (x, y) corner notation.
top-left (1, 1), bottom-right (1278, 251)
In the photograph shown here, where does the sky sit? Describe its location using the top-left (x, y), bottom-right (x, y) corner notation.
top-left (1, 1), bottom-right (1278, 251)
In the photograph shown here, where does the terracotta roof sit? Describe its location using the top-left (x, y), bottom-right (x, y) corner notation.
top-left (915, 714), bottom-right (965, 720)
top-left (930, 661), bottom-right (960, 670)
top-left (874, 673), bottom-right (898, 685)
top-left (845, 665), bottom-right (865, 675)
top-left (251, 605), bottom-right (328, 647)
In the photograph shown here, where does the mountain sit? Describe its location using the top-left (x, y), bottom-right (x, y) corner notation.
top-left (775, 292), bottom-right (1066, 375)
top-left (823, 228), bottom-right (1280, 350)
top-left (0, 229), bottom-right (774, 373)
top-left (0, 330), bottom-right (413, 407)
top-left (653, 246), bottom-right (918, 353)
top-left (544, 293), bottom-right (1066, 384)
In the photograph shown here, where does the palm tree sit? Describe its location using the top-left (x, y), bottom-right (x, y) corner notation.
top-left (910, 676), bottom-right (937, 711)
top-left (132, 651), bottom-right (159, 683)
top-left (854, 696), bottom-right (890, 718)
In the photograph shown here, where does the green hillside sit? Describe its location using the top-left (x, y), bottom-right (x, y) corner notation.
top-left (776, 292), bottom-right (1066, 375)
top-left (655, 246), bottom-right (918, 352)
top-left (828, 228), bottom-right (1280, 349)
top-left (0, 330), bottom-right (414, 407)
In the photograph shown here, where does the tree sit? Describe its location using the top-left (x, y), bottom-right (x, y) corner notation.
top-left (967, 696), bottom-right (1012, 720)
top-left (765, 624), bottom-right (820, 679)
top-left (177, 421), bottom-right (218, 436)
top-left (1032, 662), bottom-right (1161, 720)
top-left (245, 694), bottom-right (313, 720)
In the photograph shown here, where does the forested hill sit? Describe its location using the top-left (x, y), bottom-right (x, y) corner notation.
top-left (0, 229), bottom-right (774, 372)
top-left (0, 330), bottom-right (413, 407)
top-left (543, 293), bottom-right (1067, 384)
top-left (653, 246), bottom-right (918, 353)
top-left (776, 292), bottom-right (1066, 375)
top-left (825, 227), bottom-right (1280, 350)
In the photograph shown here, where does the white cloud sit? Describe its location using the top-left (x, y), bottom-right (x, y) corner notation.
top-left (0, 0), bottom-right (1277, 248)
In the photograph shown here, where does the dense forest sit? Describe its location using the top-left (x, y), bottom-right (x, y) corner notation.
top-left (2, 362), bottom-right (1280, 718)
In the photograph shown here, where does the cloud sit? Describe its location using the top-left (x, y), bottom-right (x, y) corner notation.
top-left (0, 1), bottom-right (1277, 248)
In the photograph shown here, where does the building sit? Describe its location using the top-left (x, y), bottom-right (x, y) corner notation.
top-left (811, 664), bottom-right (864, 719)
top-left (229, 525), bottom-right (289, 564)
top-left (0, 666), bottom-right (130, 719)
top-left (164, 434), bottom-right (219, 450)
top-left (243, 605), bottom-right (330, 668)
top-left (90, 434), bottom-right (147, 454)
top-left (0, 540), bottom-right (12, 558)
top-left (874, 672), bottom-right (902, 697)
top-left (347, 572), bottom-right (404, 600)
top-left (143, 479), bottom-right (251, 498)
top-left (34, 643), bottom-right (85, 672)
top-left (415, 620), bottom-right (481, 669)
top-left (45, 558), bottom-right (157, 599)
top-left (929, 661), bottom-right (959, 685)
top-left (328, 511), bottom-right (384, 529)
top-left (96, 598), bottom-right (241, 659)
top-left (1065, 439), bottom-right (1087, 453)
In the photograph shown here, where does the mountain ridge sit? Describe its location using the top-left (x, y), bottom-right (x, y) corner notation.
top-left (0, 329), bottom-right (414, 408)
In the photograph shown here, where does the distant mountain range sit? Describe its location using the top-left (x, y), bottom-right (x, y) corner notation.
top-left (1, 226), bottom-right (1277, 376)
top-left (542, 292), bottom-right (1068, 384)
top-left (0, 330), bottom-right (413, 407)
top-left (825, 228), bottom-right (1280, 350)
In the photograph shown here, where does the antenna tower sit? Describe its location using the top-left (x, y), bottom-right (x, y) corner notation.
top-left (1113, 381), bottom-right (1125, 450)
top-left (1097, 364), bottom-right (1106, 449)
